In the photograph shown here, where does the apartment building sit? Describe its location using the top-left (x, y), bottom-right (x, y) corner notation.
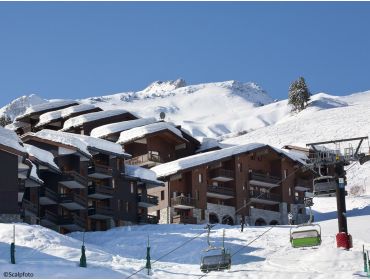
top-left (151, 143), bottom-right (314, 226)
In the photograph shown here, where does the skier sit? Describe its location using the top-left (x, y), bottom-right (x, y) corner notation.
top-left (240, 216), bottom-right (245, 232)
top-left (288, 212), bottom-right (293, 225)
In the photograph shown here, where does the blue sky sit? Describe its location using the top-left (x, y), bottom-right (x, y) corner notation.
top-left (1, 2), bottom-right (370, 106)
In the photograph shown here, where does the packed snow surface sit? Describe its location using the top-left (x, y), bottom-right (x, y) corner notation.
top-left (125, 165), bottom-right (164, 185)
top-left (90, 117), bottom-right (157, 139)
top-left (0, 126), bottom-right (26, 154)
top-left (36, 104), bottom-right (99, 127)
top-left (24, 143), bottom-right (60, 171)
top-left (0, 192), bottom-right (369, 278)
top-left (15, 100), bottom-right (78, 120)
top-left (62, 109), bottom-right (133, 131)
top-left (24, 129), bottom-right (130, 158)
top-left (117, 122), bottom-right (185, 145)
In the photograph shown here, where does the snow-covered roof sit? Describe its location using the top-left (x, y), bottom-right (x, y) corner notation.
top-left (16, 100), bottom-right (78, 120)
top-left (5, 121), bottom-right (29, 131)
top-left (151, 143), bottom-right (308, 178)
top-left (36, 104), bottom-right (99, 127)
top-left (196, 138), bottom-right (228, 153)
top-left (61, 109), bottom-right (133, 131)
top-left (124, 165), bottom-right (164, 186)
top-left (90, 117), bottom-right (157, 139)
top-left (0, 126), bottom-right (26, 155)
top-left (26, 160), bottom-right (44, 184)
top-left (24, 129), bottom-right (130, 158)
top-left (117, 122), bottom-right (186, 144)
top-left (24, 143), bottom-right (60, 172)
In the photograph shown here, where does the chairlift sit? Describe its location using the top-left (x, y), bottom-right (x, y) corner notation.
top-left (313, 176), bottom-right (337, 197)
top-left (200, 227), bottom-right (231, 273)
top-left (290, 206), bottom-right (322, 248)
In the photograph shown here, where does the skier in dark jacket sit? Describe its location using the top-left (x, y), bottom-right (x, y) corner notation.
top-left (240, 217), bottom-right (245, 232)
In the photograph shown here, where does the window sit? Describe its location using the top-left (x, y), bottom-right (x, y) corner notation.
top-left (173, 191), bottom-right (177, 198)
top-left (201, 209), bottom-right (205, 220)
top-left (242, 185), bottom-right (245, 191)
top-left (112, 179), bottom-right (116, 189)
top-left (212, 181), bottom-right (218, 187)
top-left (161, 191), bottom-right (165, 200)
top-left (289, 187), bottom-right (292, 196)
top-left (238, 163), bottom-right (242, 172)
top-left (251, 154), bottom-right (255, 160)
top-left (198, 173), bottom-right (203, 183)
top-left (283, 169), bottom-right (288, 179)
top-left (130, 182), bottom-right (134, 194)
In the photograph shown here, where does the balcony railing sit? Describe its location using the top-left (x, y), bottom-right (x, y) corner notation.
top-left (137, 193), bottom-right (159, 206)
top-left (22, 199), bottom-right (38, 215)
top-left (249, 172), bottom-right (281, 185)
top-left (89, 163), bottom-right (113, 175)
top-left (125, 151), bottom-right (164, 166)
top-left (43, 210), bottom-right (58, 224)
top-left (137, 214), bottom-right (158, 224)
top-left (88, 184), bottom-right (114, 197)
top-left (40, 188), bottom-right (58, 201)
top-left (207, 186), bottom-right (235, 197)
top-left (209, 169), bottom-right (234, 180)
top-left (88, 206), bottom-right (114, 217)
top-left (63, 170), bottom-right (89, 186)
top-left (249, 190), bottom-right (281, 202)
top-left (171, 196), bottom-right (197, 208)
top-left (59, 192), bottom-right (87, 207)
top-left (172, 215), bottom-right (197, 224)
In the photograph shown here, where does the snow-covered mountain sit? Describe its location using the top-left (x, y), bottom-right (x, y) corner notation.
top-left (0, 94), bottom-right (46, 120)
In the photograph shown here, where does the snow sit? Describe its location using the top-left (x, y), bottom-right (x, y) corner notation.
top-left (27, 160), bottom-right (43, 184)
top-left (0, 94), bottom-right (46, 121)
top-left (117, 122), bottom-right (186, 145)
top-left (151, 143), bottom-right (307, 178)
top-left (24, 143), bottom-right (60, 172)
top-left (26, 129), bottom-right (130, 158)
top-left (0, 192), bottom-right (369, 278)
top-left (4, 121), bottom-right (28, 131)
top-left (0, 126), bottom-right (26, 154)
top-left (196, 137), bottom-right (230, 153)
top-left (36, 104), bottom-right (99, 127)
top-left (125, 165), bottom-right (164, 185)
top-left (90, 117), bottom-right (157, 139)
top-left (15, 100), bottom-right (78, 120)
top-left (62, 109), bottom-right (133, 131)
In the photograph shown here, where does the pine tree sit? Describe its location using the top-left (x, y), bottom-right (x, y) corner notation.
top-left (0, 115), bottom-right (11, 127)
top-left (288, 77), bottom-right (311, 112)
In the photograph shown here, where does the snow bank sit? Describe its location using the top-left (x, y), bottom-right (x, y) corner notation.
top-left (125, 164), bottom-right (164, 185)
top-left (91, 117), bottom-right (157, 139)
top-left (27, 129), bottom-right (130, 158)
top-left (117, 122), bottom-right (185, 144)
top-left (36, 104), bottom-right (99, 127)
top-left (16, 100), bottom-right (78, 120)
top-left (24, 143), bottom-right (60, 171)
top-left (0, 126), bottom-right (26, 154)
top-left (62, 109), bottom-right (132, 131)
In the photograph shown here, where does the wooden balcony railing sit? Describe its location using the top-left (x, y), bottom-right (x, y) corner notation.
top-left (137, 193), bottom-right (159, 206)
top-left (40, 188), bottom-right (58, 201)
top-left (88, 206), bottom-right (114, 217)
top-left (88, 184), bottom-right (114, 197)
top-left (249, 190), bottom-right (281, 202)
top-left (207, 186), bottom-right (235, 197)
top-left (59, 192), bottom-right (87, 207)
top-left (137, 214), bottom-right (158, 224)
top-left (170, 196), bottom-right (197, 208)
top-left (22, 199), bottom-right (38, 214)
top-left (249, 172), bottom-right (281, 185)
top-left (209, 168), bottom-right (234, 179)
top-left (88, 163), bottom-right (113, 176)
top-left (125, 151), bottom-right (164, 166)
top-left (64, 170), bottom-right (89, 186)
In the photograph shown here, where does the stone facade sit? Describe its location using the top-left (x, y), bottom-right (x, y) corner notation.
top-left (206, 203), bottom-right (236, 225)
top-left (249, 207), bottom-right (281, 225)
top-left (150, 207), bottom-right (170, 224)
top-left (0, 214), bottom-right (22, 223)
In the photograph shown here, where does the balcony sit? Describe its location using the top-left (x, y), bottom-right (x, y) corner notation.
top-left (249, 172), bottom-right (281, 188)
top-left (137, 193), bottom-right (159, 208)
top-left (209, 169), bottom-right (234, 182)
top-left (88, 163), bottom-right (113, 179)
top-left (207, 186), bottom-right (235, 199)
top-left (22, 199), bottom-right (38, 216)
top-left (172, 215), bottom-right (197, 224)
top-left (125, 151), bottom-right (164, 167)
top-left (88, 206), bottom-right (114, 220)
top-left (249, 190), bottom-right (281, 205)
top-left (88, 184), bottom-right (114, 199)
top-left (60, 170), bottom-right (88, 189)
top-left (39, 188), bottom-right (58, 205)
top-left (40, 210), bottom-right (85, 232)
top-left (59, 192), bottom-right (87, 210)
top-left (137, 214), bottom-right (158, 224)
top-left (171, 196), bottom-right (197, 209)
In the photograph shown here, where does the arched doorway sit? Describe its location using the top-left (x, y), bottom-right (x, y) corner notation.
top-left (222, 215), bottom-right (234, 225)
top-left (209, 213), bottom-right (219, 224)
top-left (269, 220), bottom-right (279, 225)
top-left (255, 218), bottom-right (267, 226)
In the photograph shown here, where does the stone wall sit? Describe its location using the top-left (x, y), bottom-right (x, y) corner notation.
top-left (249, 207), bottom-right (281, 225)
top-left (206, 203), bottom-right (236, 224)
top-left (0, 214), bottom-right (21, 223)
